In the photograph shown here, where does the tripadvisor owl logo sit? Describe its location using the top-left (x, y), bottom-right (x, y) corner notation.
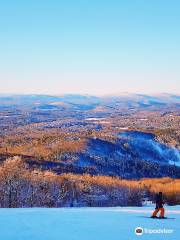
top-left (135, 227), bottom-right (143, 236)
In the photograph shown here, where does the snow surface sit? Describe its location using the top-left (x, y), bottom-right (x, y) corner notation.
top-left (0, 206), bottom-right (179, 240)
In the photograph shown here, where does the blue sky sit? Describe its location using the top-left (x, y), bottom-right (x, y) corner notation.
top-left (0, 0), bottom-right (180, 95)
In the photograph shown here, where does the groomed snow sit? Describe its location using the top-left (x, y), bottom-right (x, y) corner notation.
top-left (0, 206), bottom-right (179, 240)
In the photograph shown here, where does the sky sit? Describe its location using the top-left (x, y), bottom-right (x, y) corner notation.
top-left (0, 0), bottom-right (180, 95)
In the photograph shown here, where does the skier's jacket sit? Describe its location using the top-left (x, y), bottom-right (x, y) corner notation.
top-left (155, 193), bottom-right (164, 209)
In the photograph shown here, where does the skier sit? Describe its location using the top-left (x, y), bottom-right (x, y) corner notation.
top-left (151, 192), bottom-right (165, 218)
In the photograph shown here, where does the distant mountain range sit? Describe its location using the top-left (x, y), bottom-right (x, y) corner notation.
top-left (0, 93), bottom-right (180, 110)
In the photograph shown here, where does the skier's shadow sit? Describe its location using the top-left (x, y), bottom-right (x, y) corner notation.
top-left (137, 216), bottom-right (175, 220)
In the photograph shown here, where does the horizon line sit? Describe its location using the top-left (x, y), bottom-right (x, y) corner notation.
top-left (0, 91), bottom-right (180, 97)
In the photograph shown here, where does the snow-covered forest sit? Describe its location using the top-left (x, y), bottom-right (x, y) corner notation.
top-left (0, 156), bottom-right (179, 208)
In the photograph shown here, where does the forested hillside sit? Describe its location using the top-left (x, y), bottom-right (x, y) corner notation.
top-left (0, 156), bottom-right (179, 207)
top-left (0, 94), bottom-right (180, 207)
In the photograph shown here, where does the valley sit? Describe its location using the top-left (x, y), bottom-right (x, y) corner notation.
top-left (0, 94), bottom-right (180, 207)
